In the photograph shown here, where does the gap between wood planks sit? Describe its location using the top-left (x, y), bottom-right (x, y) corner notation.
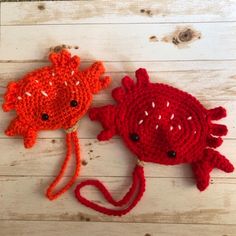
top-left (0, 221), bottom-right (234, 236)
top-left (0, 218), bottom-right (235, 226)
top-left (0, 175), bottom-right (235, 180)
top-left (3, 21), bottom-right (236, 27)
top-left (1, 59), bottom-right (236, 63)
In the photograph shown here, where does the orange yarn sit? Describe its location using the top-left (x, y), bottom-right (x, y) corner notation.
top-left (47, 131), bottom-right (81, 200)
top-left (2, 49), bottom-right (111, 200)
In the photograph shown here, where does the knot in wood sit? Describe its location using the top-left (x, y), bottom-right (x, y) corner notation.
top-left (178, 29), bottom-right (193, 42)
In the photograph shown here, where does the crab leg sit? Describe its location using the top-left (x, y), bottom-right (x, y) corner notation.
top-left (210, 123), bottom-right (227, 136)
top-left (192, 149), bottom-right (234, 191)
top-left (5, 117), bottom-right (37, 148)
top-left (207, 106), bottom-right (226, 120)
top-left (191, 159), bottom-right (212, 191)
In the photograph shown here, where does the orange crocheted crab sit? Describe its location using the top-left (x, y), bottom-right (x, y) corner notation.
top-left (3, 49), bottom-right (111, 200)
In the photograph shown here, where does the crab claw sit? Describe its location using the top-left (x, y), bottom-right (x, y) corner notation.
top-left (89, 105), bottom-right (117, 141)
top-left (192, 149), bottom-right (234, 191)
top-left (82, 61), bottom-right (111, 94)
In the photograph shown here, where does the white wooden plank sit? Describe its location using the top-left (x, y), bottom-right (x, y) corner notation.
top-left (1, 23), bottom-right (236, 61)
top-left (0, 138), bottom-right (235, 179)
top-left (1, 61), bottom-right (236, 101)
top-left (1, 220), bottom-right (236, 236)
top-left (0, 176), bottom-right (236, 224)
top-left (1, 100), bottom-right (235, 139)
top-left (2, 0), bottom-right (236, 25)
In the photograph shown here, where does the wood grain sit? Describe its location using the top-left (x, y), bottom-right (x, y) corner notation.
top-left (1, 0), bottom-right (236, 234)
top-left (0, 138), bottom-right (235, 178)
top-left (0, 176), bottom-right (236, 224)
top-left (1, 221), bottom-right (236, 236)
top-left (1, 61), bottom-right (236, 101)
top-left (2, 0), bottom-right (236, 25)
top-left (1, 23), bottom-right (236, 61)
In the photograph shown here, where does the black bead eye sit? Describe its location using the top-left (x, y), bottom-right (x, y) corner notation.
top-left (167, 150), bottom-right (176, 158)
top-left (70, 100), bottom-right (78, 107)
top-left (129, 133), bottom-right (140, 142)
top-left (41, 113), bottom-right (49, 121)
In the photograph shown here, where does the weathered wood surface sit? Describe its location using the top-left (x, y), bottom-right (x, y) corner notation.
top-left (1, 176), bottom-right (236, 224)
top-left (1, 221), bottom-right (235, 236)
top-left (0, 138), bottom-right (236, 178)
top-left (2, 0), bottom-right (236, 25)
top-left (0, 1), bottom-right (236, 235)
top-left (1, 23), bottom-right (236, 61)
top-left (1, 61), bottom-right (236, 101)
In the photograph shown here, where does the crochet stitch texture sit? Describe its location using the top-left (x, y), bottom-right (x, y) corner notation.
top-left (3, 49), bottom-right (111, 200)
top-left (75, 68), bottom-right (234, 216)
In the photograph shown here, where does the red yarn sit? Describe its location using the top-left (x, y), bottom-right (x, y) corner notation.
top-left (192, 148), bottom-right (234, 191)
top-left (2, 49), bottom-right (111, 200)
top-left (75, 68), bottom-right (234, 215)
top-left (75, 164), bottom-right (145, 216)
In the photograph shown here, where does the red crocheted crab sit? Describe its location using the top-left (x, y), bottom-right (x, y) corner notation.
top-left (3, 49), bottom-right (111, 200)
top-left (75, 68), bottom-right (234, 216)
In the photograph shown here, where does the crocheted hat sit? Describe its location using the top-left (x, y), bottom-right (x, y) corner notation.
top-left (2, 49), bottom-right (111, 200)
top-left (75, 68), bottom-right (234, 216)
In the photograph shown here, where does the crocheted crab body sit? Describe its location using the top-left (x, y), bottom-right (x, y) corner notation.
top-left (3, 50), bottom-right (110, 148)
top-left (74, 68), bottom-right (234, 216)
top-left (3, 50), bottom-right (111, 200)
top-left (89, 68), bottom-right (234, 191)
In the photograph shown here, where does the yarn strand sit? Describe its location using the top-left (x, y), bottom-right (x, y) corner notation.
top-left (46, 131), bottom-right (81, 200)
top-left (74, 164), bottom-right (145, 216)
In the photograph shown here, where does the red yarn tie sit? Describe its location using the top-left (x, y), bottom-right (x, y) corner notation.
top-left (75, 164), bottom-right (145, 216)
top-left (47, 131), bottom-right (81, 200)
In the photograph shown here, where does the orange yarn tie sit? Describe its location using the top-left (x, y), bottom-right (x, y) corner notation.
top-left (46, 131), bottom-right (81, 200)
